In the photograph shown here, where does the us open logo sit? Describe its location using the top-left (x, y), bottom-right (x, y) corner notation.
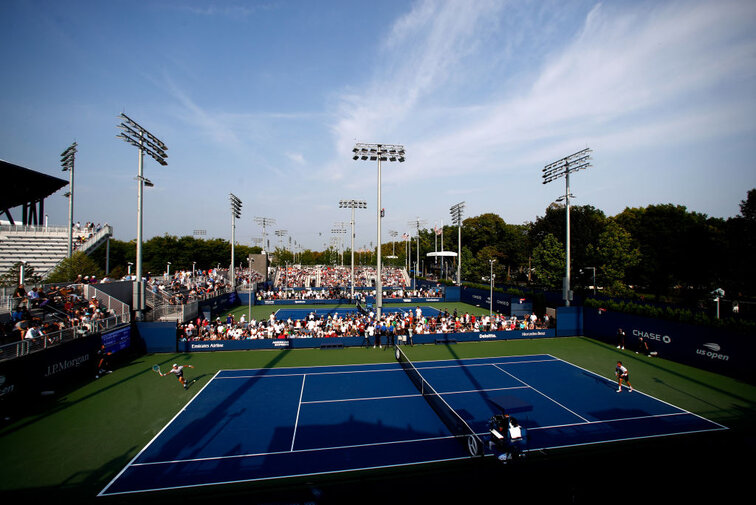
top-left (697, 342), bottom-right (729, 361)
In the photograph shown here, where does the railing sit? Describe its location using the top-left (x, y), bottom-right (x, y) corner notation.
top-left (76, 224), bottom-right (113, 255)
top-left (147, 285), bottom-right (231, 322)
top-left (0, 313), bottom-right (130, 362)
top-left (0, 224), bottom-right (69, 235)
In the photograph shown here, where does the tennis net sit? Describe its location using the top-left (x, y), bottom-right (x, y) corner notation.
top-left (394, 345), bottom-right (485, 457)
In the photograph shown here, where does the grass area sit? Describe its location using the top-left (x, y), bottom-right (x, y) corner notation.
top-left (1, 322), bottom-right (755, 503)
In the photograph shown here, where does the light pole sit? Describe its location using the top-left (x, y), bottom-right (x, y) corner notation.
top-left (275, 229), bottom-right (288, 262)
top-left (581, 266), bottom-right (596, 296)
top-left (330, 224), bottom-right (346, 267)
top-left (60, 142), bottom-right (77, 258)
top-left (230, 193), bottom-right (242, 291)
top-left (254, 217), bottom-right (276, 253)
top-left (339, 199), bottom-right (367, 300)
top-left (450, 201), bottom-right (465, 285)
top-left (542, 148), bottom-right (592, 306)
top-left (117, 113), bottom-right (167, 321)
top-left (408, 217), bottom-right (426, 290)
top-left (489, 259), bottom-right (496, 316)
top-left (353, 143), bottom-right (405, 320)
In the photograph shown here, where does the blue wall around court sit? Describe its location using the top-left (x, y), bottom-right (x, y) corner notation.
top-left (136, 322), bottom-right (177, 353)
top-left (177, 328), bottom-right (556, 352)
top-left (459, 286), bottom-right (533, 317)
top-left (583, 307), bottom-right (755, 382)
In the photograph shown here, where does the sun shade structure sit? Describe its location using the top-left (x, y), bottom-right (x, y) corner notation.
top-left (1, 159), bottom-right (68, 226)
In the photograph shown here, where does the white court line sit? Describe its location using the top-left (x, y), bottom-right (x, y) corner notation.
top-left (547, 354), bottom-right (730, 430)
top-left (128, 432), bottom-right (461, 468)
top-left (492, 362), bottom-right (591, 423)
top-left (290, 374), bottom-right (306, 451)
top-left (98, 368), bottom-right (222, 497)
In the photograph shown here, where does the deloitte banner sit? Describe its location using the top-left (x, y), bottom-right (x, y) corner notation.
top-left (178, 328), bottom-right (555, 352)
top-left (584, 308), bottom-right (755, 382)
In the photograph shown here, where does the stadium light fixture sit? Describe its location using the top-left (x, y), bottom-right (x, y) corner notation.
top-left (117, 113), bottom-right (167, 321)
top-left (230, 193), bottom-right (242, 290)
top-left (254, 216), bottom-right (276, 253)
top-left (330, 224), bottom-right (346, 267)
top-left (450, 201), bottom-right (465, 285)
top-left (339, 199), bottom-right (367, 300)
top-left (60, 141), bottom-right (77, 258)
top-left (408, 217), bottom-right (426, 290)
top-left (542, 147), bottom-right (592, 306)
top-left (353, 143), bottom-right (405, 319)
top-left (275, 229), bottom-right (288, 252)
top-left (387, 230), bottom-right (398, 259)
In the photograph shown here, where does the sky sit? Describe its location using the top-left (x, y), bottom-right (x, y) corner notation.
top-left (2, 0), bottom-right (755, 252)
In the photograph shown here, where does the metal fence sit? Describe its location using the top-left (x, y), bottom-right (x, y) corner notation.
top-left (0, 313), bottom-right (130, 363)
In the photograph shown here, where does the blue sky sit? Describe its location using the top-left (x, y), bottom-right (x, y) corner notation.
top-left (2, 0), bottom-right (755, 252)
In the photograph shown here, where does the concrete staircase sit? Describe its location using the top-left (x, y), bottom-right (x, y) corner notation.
top-left (0, 224), bottom-right (113, 279)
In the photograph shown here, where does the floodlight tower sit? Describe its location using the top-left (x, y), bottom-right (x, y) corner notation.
top-left (353, 143), bottom-right (405, 319)
top-left (254, 216), bottom-right (276, 253)
top-left (450, 201), bottom-right (465, 285)
top-left (60, 142), bottom-right (77, 258)
top-left (117, 113), bottom-right (167, 321)
top-left (542, 148), bottom-right (592, 306)
top-left (339, 199), bottom-right (367, 300)
top-left (275, 229), bottom-right (288, 251)
top-left (387, 230), bottom-right (398, 259)
top-left (331, 224), bottom-right (346, 267)
top-left (230, 193), bottom-right (242, 290)
top-left (408, 217), bottom-right (426, 289)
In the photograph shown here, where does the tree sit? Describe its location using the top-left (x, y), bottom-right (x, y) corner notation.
top-left (531, 233), bottom-right (565, 289)
top-left (45, 252), bottom-right (103, 284)
top-left (0, 262), bottom-right (42, 287)
top-left (588, 220), bottom-right (641, 296)
top-left (528, 204), bottom-right (607, 276)
top-left (615, 204), bottom-right (726, 296)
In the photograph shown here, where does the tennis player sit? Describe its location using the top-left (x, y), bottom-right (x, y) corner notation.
top-left (615, 361), bottom-right (633, 392)
top-left (162, 363), bottom-right (195, 389)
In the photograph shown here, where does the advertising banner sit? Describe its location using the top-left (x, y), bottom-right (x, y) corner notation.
top-left (584, 307), bottom-right (755, 382)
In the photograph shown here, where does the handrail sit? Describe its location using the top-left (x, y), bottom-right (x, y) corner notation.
top-left (0, 313), bottom-right (130, 363)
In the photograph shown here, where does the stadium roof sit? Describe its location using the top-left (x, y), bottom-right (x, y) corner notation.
top-left (1, 158), bottom-right (68, 210)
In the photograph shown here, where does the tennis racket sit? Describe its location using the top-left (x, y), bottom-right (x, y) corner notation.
top-left (152, 364), bottom-right (163, 376)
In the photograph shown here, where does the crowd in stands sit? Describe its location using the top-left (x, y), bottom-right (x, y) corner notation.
top-left (179, 307), bottom-right (550, 343)
top-left (1, 283), bottom-right (118, 348)
top-left (255, 285), bottom-right (444, 302)
top-left (72, 221), bottom-right (106, 250)
top-left (147, 269), bottom-right (231, 305)
top-left (277, 265), bottom-right (408, 289)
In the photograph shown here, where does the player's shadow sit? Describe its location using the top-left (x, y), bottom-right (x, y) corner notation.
top-left (185, 373), bottom-right (210, 390)
top-left (581, 370), bottom-right (621, 392)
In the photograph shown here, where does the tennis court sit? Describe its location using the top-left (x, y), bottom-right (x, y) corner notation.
top-left (272, 305), bottom-right (440, 321)
top-left (99, 352), bottom-right (725, 496)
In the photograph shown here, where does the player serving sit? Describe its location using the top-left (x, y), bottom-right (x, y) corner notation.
top-left (161, 363), bottom-right (195, 390)
top-left (615, 360), bottom-right (633, 393)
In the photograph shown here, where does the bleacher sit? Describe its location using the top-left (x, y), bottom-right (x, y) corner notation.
top-left (0, 224), bottom-right (113, 279)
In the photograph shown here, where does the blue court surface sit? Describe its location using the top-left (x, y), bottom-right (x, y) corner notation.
top-left (273, 305), bottom-right (440, 320)
top-left (100, 354), bottom-right (725, 496)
